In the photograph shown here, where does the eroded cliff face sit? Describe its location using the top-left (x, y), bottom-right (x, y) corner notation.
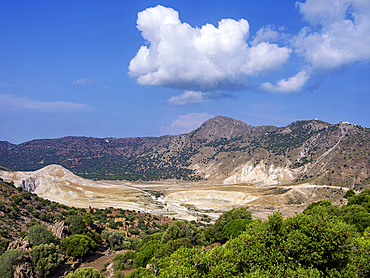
top-left (0, 164), bottom-right (93, 200)
top-left (222, 160), bottom-right (305, 185)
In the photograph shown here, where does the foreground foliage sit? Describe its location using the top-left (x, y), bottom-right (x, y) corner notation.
top-left (3, 177), bottom-right (370, 277)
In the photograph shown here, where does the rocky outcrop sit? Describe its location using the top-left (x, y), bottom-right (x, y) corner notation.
top-left (223, 160), bottom-right (302, 185)
top-left (47, 221), bottom-right (69, 239)
top-left (12, 255), bottom-right (34, 278)
top-left (7, 238), bottom-right (31, 253)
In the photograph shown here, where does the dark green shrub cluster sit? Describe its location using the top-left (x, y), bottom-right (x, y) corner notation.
top-left (28, 225), bottom-right (57, 246)
top-left (0, 250), bottom-right (23, 278)
top-left (61, 234), bottom-right (98, 258)
top-left (29, 243), bottom-right (61, 277)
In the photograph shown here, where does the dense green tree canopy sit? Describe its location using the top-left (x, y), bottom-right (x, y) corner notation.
top-left (61, 234), bottom-right (98, 258)
top-left (29, 243), bottom-right (61, 277)
top-left (212, 207), bottom-right (252, 241)
top-left (65, 267), bottom-right (101, 278)
top-left (65, 215), bottom-right (87, 235)
top-left (28, 225), bottom-right (56, 246)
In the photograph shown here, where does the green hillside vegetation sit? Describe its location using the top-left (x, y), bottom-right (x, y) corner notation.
top-left (2, 178), bottom-right (370, 277)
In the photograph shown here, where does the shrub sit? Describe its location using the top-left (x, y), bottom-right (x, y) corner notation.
top-left (61, 234), bottom-right (98, 257)
top-left (10, 202), bottom-right (19, 213)
top-left (161, 220), bottom-right (197, 244)
top-left (21, 190), bottom-right (31, 200)
top-left (84, 230), bottom-right (102, 245)
top-left (26, 219), bottom-right (40, 228)
top-left (212, 207), bottom-right (252, 242)
top-left (222, 218), bottom-right (251, 240)
top-left (0, 250), bottom-right (23, 278)
top-left (65, 267), bottom-right (101, 278)
top-left (65, 215), bottom-right (87, 235)
top-left (28, 225), bottom-right (56, 246)
top-left (25, 204), bottom-right (34, 212)
top-left (129, 228), bottom-right (139, 235)
top-left (0, 237), bottom-right (11, 256)
top-left (101, 230), bottom-right (131, 250)
top-left (29, 243), bottom-right (61, 277)
top-left (82, 214), bottom-right (93, 226)
top-left (11, 194), bottom-right (22, 205)
top-left (0, 231), bottom-right (8, 238)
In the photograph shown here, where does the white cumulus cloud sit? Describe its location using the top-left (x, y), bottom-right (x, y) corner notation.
top-left (0, 94), bottom-right (95, 112)
top-left (129, 5), bottom-right (292, 92)
top-left (260, 70), bottom-right (310, 93)
top-left (293, 0), bottom-right (370, 71)
top-left (262, 0), bottom-right (370, 93)
top-left (161, 113), bottom-right (214, 135)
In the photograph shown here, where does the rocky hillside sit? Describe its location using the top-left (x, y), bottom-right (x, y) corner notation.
top-left (1, 116), bottom-right (370, 188)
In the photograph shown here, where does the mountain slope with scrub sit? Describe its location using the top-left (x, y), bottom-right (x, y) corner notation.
top-left (0, 116), bottom-right (369, 188)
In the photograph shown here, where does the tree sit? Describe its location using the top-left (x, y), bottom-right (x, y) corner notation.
top-left (0, 250), bottom-right (23, 278)
top-left (222, 218), bottom-right (251, 240)
top-left (343, 189), bottom-right (356, 199)
top-left (61, 234), bottom-right (98, 258)
top-left (348, 189), bottom-right (370, 212)
top-left (82, 214), bottom-right (93, 226)
top-left (212, 207), bottom-right (252, 242)
top-left (65, 267), bottom-right (101, 278)
top-left (29, 243), bottom-right (61, 277)
top-left (65, 215), bottom-right (87, 235)
top-left (11, 194), bottom-right (22, 205)
top-left (340, 204), bottom-right (370, 234)
top-left (161, 220), bottom-right (198, 244)
top-left (0, 237), bottom-right (10, 257)
top-left (28, 225), bottom-right (56, 246)
top-left (101, 230), bottom-right (131, 250)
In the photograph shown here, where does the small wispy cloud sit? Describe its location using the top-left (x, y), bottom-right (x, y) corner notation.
top-left (260, 70), bottom-right (310, 93)
top-left (0, 82), bottom-right (15, 87)
top-left (161, 112), bottom-right (214, 135)
top-left (0, 94), bottom-right (95, 112)
top-left (72, 78), bottom-right (93, 86)
top-left (167, 91), bottom-right (229, 106)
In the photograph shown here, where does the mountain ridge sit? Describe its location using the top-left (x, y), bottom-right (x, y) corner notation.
top-left (1, 116), bottom-right (369, 188)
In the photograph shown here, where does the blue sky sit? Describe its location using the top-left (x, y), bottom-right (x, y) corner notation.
top-left (1, 0), bottom-right (369, 144)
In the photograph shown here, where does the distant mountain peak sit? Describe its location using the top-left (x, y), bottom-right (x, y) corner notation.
top-left (189, 116), bottom-right (251, 140)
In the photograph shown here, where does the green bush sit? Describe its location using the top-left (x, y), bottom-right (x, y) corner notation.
top-left (65, 267), bottom-right (101, 278)
top-left (0, 250), bottom-right (23, 278)
top-left (101, 230), bottom-right (132, 250)
top-left (129, 228), bottom-right (139, 235)
top-left (65, 215), bottom-right (87, 235)
top-left (212, 207), bottom-right (252, 242)
top-left (26, 219), bottom-right (40, 228)
top-left (10, 202), bottom-right (19, 213)
top-left (161, 220), bottom-right (197, 244)
top-left (25, 203), bottom-right (34, 212)
top-left (84, 230), bottom-right (102, 245)
top-left (344, 189), bottom-right (356, 199)
top-left (29, 243), bottom-right (61, 277)
top-left (154, 237), bottom-right (192, 259)
top-left (28, 225), bottom-right (56, 246)
top-left (61, 234), bottom-right (98, 257)
top-left (11, 194), bottom-right (22, 205)
top-left (82, 214), bottom-right (93, 226)
top-left (0, 237), bottom-right (11, 256)
top-left (125, 267), bottom-right (151, 278)
top-left (21, 190), bottom-right (31, 200)
top-left (222, 218), bottom-right (251, 240)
